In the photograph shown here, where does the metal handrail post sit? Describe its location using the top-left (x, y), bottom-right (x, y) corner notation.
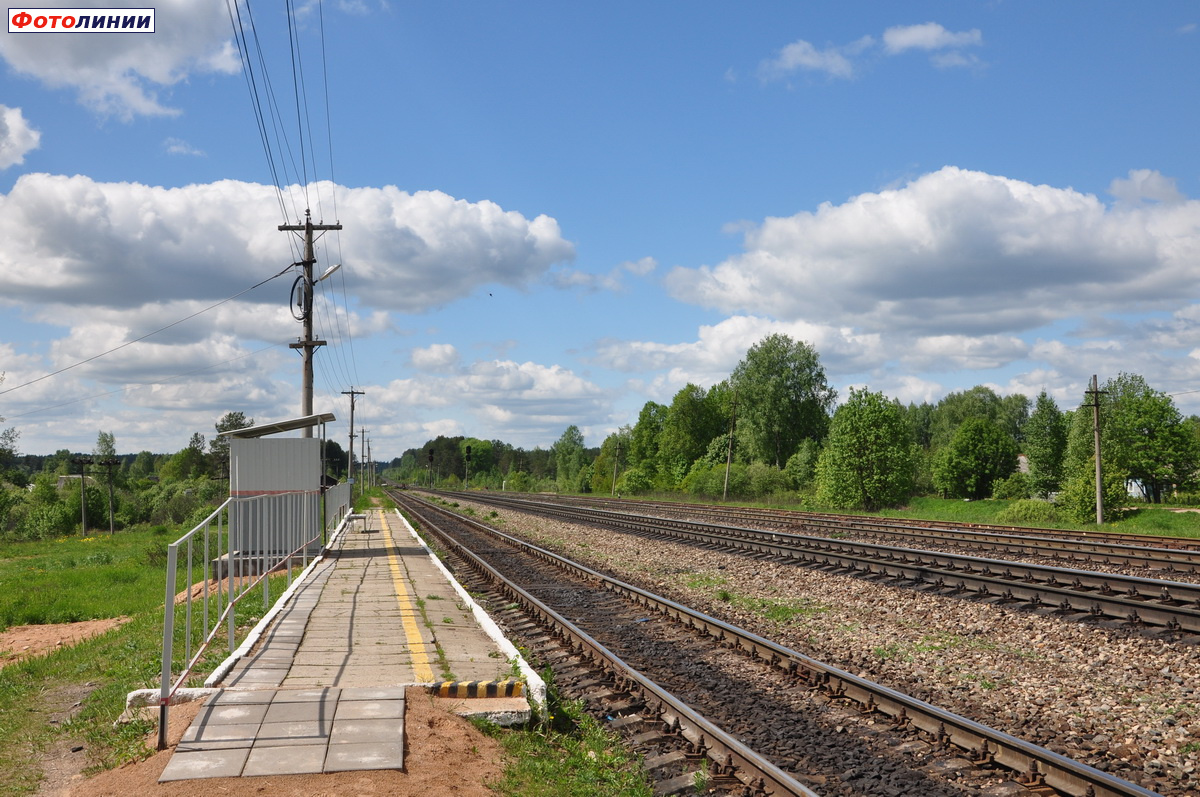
top-left (158, 541), bottom-right (180, 750)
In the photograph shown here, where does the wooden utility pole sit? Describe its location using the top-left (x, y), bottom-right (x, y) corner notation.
top-left (611, 440), bottom-right (619, 497)
top-left (722, 390), bottom-right (738, 501)
top-left (280, 209), bottom-right (341, 437)
top-left (96, 457), bottom-right (120, 534)
top-left (1086, 375), bottom-right (1108, 525)
top-left (70, 456), bottom-right (92, 535)
top-left (342, 388), bottom-right (364, 491)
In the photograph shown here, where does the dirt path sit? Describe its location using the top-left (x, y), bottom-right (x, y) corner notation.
top-left (0, 619), bottom-right (131, 669)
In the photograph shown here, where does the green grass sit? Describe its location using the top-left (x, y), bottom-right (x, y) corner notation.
top-left (0, 529), bottom-right (181, 631)
top-left (473, 672), bottom-right (654, 797)
top-left (872, 497), bottom-right (1200, 539)
top-left (0, 530), bottom-right (292, 795)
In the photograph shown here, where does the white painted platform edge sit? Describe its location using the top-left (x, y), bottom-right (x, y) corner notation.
top-left (392, 508), bottom-right (549, 712)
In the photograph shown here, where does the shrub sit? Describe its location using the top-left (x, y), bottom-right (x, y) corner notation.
top-left (995, 499), bottom-right (1061, 526)
top-left (992, 472), bottom-right (1032, 500)
top-left (1056, 463), bottom-right (1129, 524)
top-left (617, 466), bottom-right (654, 494)
top-left (746, 463), bottom-right (791, 498)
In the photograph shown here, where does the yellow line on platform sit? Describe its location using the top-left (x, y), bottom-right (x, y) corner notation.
top-left (379, 510), bottom-right (435, 682)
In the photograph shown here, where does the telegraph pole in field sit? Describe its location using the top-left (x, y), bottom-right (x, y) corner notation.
top-left (280, 209), bottom-right (342, 437)
top-left (1086, 375), bottom-right (1108, 525)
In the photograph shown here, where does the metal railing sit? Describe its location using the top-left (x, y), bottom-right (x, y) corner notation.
top-left (325, 481), bottom-right (351, 534)
top-left (156, 489), bottom-right (336, 749)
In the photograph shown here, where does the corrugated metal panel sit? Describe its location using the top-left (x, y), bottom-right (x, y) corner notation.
top-left (230, 438), bottom-right (321, 496)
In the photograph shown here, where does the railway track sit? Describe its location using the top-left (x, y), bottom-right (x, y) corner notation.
top-left (390, 488), bottom-right (1161, 797)
top-left (431, 491), bottom-right (1200, 637)
top-left (547, 495), bottom-right (1200, 573)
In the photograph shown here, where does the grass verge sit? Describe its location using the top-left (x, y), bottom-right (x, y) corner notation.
top-left (473, 670), bottom-right (655, 797)
top-left (0, 528), bottom-right (292, 795)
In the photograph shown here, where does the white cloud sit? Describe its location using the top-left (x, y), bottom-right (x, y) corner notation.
top-left (593, 315), bottom-right (885, 401)
top-left (366, 359), bottom-right (610, 448)
top-left (0, 106), bottom-right (40, 168)
top-left (411, 343), bottom-right (460, 372)
top-left (0, 0), bottom-right (238, 118)
top-left (0, 175), bottom-right (573, 314)
top-left (665, 166), bottom-right (1200, 337)
top-left (760, 23), bottom-right (982, 81)
top-left (902, 334), bottom-right (1029, 371)
top-left (165, 137), bottom-right (205, 157)
top-left (1109, 168), bottom-right (1185, 205)
top-left (547, 256), bottom-right (656, 292)
top-left (882, 23), bottom-right (982, 54)
top-left (759, 39), bottom-right (857, 80)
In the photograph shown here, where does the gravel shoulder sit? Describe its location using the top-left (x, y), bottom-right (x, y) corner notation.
top-left (454, 497), bottom-right (1200, 796)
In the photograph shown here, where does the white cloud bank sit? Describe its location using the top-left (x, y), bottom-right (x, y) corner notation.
top-left (760, 22), bottom-right (983, 80)
top-left (0, 105), bottom-right (40, 168)
top-left (0, 0), bottom-right (237, 118)
top-left (665, 167), bottom-right (1200, 337)
top-left (0, 175), bottom-right (574, 313)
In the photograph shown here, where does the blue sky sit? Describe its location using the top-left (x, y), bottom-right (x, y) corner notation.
top-left (0, 1), bottom-right (1198, 460)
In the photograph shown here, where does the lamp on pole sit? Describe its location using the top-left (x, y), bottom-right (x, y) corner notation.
top-left (280, 210), bottom-right (342, 436)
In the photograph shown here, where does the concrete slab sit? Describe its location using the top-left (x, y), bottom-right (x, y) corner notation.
top-left (242, 744), bottom-right (327, 776)
top-left (159, 747), bottom-right (250, 781)
top-left (323, 741), bottom-right (404, 772)
top-left (161, 507), bottom-right (535, 781)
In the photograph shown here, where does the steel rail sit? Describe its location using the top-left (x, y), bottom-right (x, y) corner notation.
top-left (400, 490), bottom-right (1159, 797)
top-left (441, 492), bottom-right (1200, 634)
top-left (550, 494), bottom-right (1200, 569)
top-left (396, 493), bottom-right (818, 797)
top-left (571, 495), bottom-right (1200, 552)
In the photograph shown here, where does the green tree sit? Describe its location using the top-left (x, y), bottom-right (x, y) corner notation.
top-left (591, 429), bottom-right (630, 494)
top-left (731, 335), bottom-right (836, 467)
top-left (461, 438), bottom-right (494, 485)
top-left (1098, 373), bottom-right (1200, 503)
top-left (658, 383), bottom-right (727, 487)
top-left (627, 402), bottom-right (665, 480)
top-left (784, 439), bottom-right (820, 489)
top-left (815, 388), bottom-right (916, 510)
top-left (932, 417), bottom-right (1018, 500)
top-left (94, 430), bottom-right (117, 458)
top-left (928, 386), bottom-right (1004, 450)
top-left (553, 425), bottom-right (586, 492)
top-left (0, 373), bottom-right (17, 472)
top-left (1024, 391), bottom-right (1067, 497)
top-left (903, 402), bottom-right (936, 449)
top-left (128, 451), bottom-right (157, 480)
top-left (210, 412), bottom-right (253, 473)
top-left (997, 393), bottom-right (1032, 446)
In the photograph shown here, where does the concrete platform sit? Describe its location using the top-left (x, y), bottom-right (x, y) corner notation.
top-left (158, 507), bottom-right (542, 782)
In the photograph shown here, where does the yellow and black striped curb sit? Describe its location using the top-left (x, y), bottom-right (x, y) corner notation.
top-left (431, 679), bottom-right (525, 698)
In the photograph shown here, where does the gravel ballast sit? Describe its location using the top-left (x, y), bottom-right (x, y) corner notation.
top-left (447, 497), bottom-right (1200, 796)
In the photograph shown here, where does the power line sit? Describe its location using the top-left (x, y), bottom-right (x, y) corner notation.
top-left (6, 343), bottom-right (287, 419)
top-left (0, 267), bottom-right (293, 398)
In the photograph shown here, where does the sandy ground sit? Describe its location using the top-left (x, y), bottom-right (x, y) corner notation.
top-left (44, 687), bottom-right (504, 797)
top-left (2, 621), bottom-right (504, 796)
top-left (0, 619), bottom-right (132, 669)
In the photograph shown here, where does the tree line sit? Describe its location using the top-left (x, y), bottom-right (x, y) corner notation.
top-left (388, 334), bottom-right (1200, 525)
top-left (0, 410), bottom-right (356, 540)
